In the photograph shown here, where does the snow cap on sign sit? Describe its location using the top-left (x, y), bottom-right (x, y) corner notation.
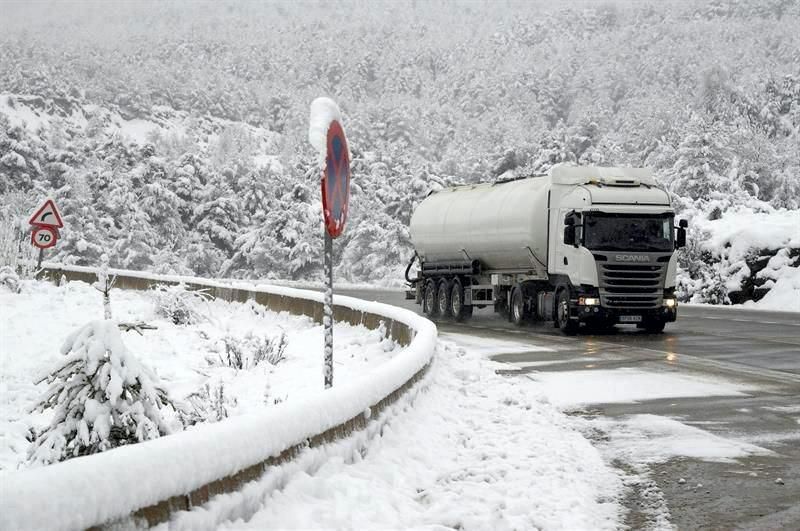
top-left (308, 97), bottom-right (349, 172)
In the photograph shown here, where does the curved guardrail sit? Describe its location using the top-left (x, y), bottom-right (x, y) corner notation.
top-left (0, 265), bottom-right (437, 530)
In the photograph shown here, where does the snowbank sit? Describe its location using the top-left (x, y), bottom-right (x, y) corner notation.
top-left (0, 267), bottom-right (437, 531)
top-left (680, 207), bottom-right (800, 309)
top-left (698, 208), bottom-right (799, 265)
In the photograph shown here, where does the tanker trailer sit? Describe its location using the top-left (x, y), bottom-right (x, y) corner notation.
top-left (406, 165), bottom-right (687, 334)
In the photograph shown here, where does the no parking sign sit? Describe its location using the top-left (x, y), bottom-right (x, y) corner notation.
top-left (321, 120), bottom-right (350, 238)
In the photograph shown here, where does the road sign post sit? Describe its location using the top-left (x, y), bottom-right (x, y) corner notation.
top-left (323, 231), bottom-right (334, 387)
top-left (321, 118), bottom-right (350, 389)
top-left (310, 98), bottom-right (351, 390)
top-left (28, 198), bottom-right (63, 269)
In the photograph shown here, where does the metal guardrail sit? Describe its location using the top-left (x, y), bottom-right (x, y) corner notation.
top-left (2, 266), bottom-right (435, 530)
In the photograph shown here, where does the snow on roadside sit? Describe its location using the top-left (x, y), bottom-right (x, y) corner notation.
top-left (0, 279), bottom-right (398, 471)
top-left (684, 206), bottom-right (800, 310)
top-left (525, 367), bottom-right (769, 463)
top-left (698, 208), bottom-right (799, 265)
top-left (439, 331), bottom-right (553, 357)
top-left (745, 251), bottom-right (800, 311)
top-left (218, 340), bottom-right (623, 531)
top-left (527, 368), bottom-right (755, 408)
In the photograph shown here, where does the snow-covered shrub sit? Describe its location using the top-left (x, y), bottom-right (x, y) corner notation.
top-left (152, 283), bottom-right (211, 325)
top-left (180, 381), bottom-right (237, 425)
top-left (0, 207), bottom-right (37, 281)
top-left (251, 331), bottom-right (288, 366)
top-left (28, 321), bottom-right (178, 466)
top-left (0, 265), bottom-right (21, 293)
top-left (216, 331), bottom-right (288, 370)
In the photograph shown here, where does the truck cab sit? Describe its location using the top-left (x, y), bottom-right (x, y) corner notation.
top-left (550, 168), bottom-right (685, 332)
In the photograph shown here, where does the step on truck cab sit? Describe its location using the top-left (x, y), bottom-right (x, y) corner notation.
top-left (407, 165), bottom-right (687, 334)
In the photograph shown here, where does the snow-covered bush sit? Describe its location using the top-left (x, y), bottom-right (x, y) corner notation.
top-left (0, 205), bottom-right (37, 282)
top-left (0, 265), bottom-right (21, 293)
top-left (179, 381), bottom-right (237, 425)
top-left (27, 321), bottom-right (178, 466)
top-left (152, 283), bottom-right (211, 325)
top-left (216, 331), bottom-right (288, 370)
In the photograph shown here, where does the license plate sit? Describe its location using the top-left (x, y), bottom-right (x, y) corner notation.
top-left (619, 315), bottom-right (642, 323)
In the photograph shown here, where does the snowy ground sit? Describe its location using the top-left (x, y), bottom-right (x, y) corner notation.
top-left (0, 279), bottom-right (398, 472)
top-left (207, 333), bottom-right (771, 530)
top-left (214, 338), bottom-right (623, 531)
top-left (1, 280), bottom-right (779, 529)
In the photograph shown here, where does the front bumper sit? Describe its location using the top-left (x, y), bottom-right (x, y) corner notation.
top-left (572, 302), bottom-right (677, 324)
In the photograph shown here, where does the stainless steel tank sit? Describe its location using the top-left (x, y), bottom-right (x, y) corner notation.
top-left (409, 176), bottom-right (550, 271)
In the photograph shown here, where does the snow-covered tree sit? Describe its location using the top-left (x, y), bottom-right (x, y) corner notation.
top-left (28, 321), bottom-right (177, 466)
top-left (93, 254), bottom-right (115, 319)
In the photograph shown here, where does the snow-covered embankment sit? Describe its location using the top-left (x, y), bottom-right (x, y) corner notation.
top-left (0, 265), bottom-right (437, 531)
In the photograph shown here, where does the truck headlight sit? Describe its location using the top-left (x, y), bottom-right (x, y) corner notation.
top-left (663, 298), bottom-right (677, 308)
top-left (579, 297), bottom-right (600, 306)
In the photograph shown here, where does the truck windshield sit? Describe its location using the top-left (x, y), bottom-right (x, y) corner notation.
top-left (583, 213), bottom-right (674, 252)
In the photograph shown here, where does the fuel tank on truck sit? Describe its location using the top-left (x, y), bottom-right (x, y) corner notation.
top-left (409, 177), bottom-right (550, 271)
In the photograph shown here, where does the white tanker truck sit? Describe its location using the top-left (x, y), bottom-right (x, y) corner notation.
top-left (406, 165), bottom-right (687, 334)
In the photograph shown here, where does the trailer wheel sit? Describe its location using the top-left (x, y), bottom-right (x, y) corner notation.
top-left (450, 280), bottom-right (472, 322)
top-left (423, 280), bottom-right (439, 318)
top-left (437, 279), bottom-right (453, 319)
top-left (510, 287), bottom-right (527, 326)
top-left (556, 289), bottom-right (579, 335)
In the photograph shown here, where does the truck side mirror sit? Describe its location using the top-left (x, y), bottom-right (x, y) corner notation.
top-left (564, 225), bottom-right (576, 246)
top-left (675, 219), bottom-right (687, 249)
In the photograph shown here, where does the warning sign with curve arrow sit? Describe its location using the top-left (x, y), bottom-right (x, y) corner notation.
top-left (28, 199), bottom-right (64, 229)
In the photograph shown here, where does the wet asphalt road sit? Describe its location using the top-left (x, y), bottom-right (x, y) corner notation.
top-left (338, 289), bottom-right (800, 530)
top-left (337, 289), bottom-right (800, 377)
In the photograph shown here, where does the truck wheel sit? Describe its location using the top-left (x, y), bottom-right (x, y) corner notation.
top-left (556, 290), bottom-right (579, 335)
top-left (423, 280), bottom-right (439, 318)
top-left (510, 288), bottom-right (527, 326)
top-left (437, 279), bottom-right (453, 319)
top-left (450, 280), bottom-right (471, 322)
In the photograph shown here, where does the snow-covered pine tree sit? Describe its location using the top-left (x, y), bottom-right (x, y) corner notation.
top-left (0, 115), bottom-right (44, 195)
top-left (28, 321), bottom-right (177, 466)
top-left (52, 173), bottom-right (108, 266)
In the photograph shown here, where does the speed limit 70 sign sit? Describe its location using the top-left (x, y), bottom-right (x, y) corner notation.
top-left (31, 226), bottom-right (58, 249)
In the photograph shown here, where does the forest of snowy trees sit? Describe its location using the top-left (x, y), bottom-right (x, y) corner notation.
top-left (0, 0), bottom-right (798, 302)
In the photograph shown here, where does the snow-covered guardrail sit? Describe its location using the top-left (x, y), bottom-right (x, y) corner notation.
top-left (1, 265), bottom-right (437, 531)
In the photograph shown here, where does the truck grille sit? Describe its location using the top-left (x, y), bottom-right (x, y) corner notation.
top-left (597, 262), bottom-right (666, 309)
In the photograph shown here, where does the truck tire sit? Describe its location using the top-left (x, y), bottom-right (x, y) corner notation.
top-left (437, 279), bottom-right (453, 319)
top-left (556, 289), bottom-right (579, 335)
top-left (450, 280), bottom-right (472, 322)
top-left (423, 279), bottom-right (439, 318)
top-left (510, 287), bottom-right (527, 326)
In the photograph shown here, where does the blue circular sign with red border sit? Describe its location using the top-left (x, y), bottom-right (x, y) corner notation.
top-left (321, 120), bottom-right (350, 238)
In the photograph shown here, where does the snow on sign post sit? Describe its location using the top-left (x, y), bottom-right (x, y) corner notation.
top-left (29, 198), bottom-right (64, 268)
top-left (309, 97), bottom-right (351, 389)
